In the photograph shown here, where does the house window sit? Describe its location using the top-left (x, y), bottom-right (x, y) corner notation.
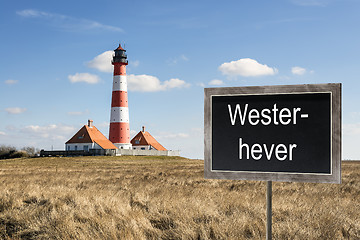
top-left (84, 145), bottom-right (88, 151)
top-left (141, 147), bottom-right (145, 150)
top-left (135, 140), bottom-right (140, 144)
top-left (75, 146), bottom-right (78, 150)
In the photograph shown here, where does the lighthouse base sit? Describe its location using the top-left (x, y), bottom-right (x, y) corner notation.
top-left (114, 143), bottom-right (132, 150)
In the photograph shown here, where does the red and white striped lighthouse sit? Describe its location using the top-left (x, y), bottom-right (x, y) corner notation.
top-left (109, 44), bottom-right (132, 149)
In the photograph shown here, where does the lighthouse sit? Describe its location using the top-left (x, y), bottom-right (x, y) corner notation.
top-left (109, 44), bottom-right (132, 149)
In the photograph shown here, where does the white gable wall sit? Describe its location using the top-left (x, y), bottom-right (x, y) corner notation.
top-left (66, 142), bottom-right (103, 151)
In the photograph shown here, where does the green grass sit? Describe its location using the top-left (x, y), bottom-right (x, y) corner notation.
top-left (0, 156), bottom-right (359, 239)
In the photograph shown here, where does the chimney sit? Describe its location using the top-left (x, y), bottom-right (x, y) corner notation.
top-left (88, 119), bottom-right (93, 128)
top-left (142, 126), bottom-right (145, 132)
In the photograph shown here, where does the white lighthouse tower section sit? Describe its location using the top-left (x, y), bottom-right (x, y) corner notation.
top-left (113, 75), bottom-right (128, 91)
top-left (110, 107), bottom-right (129, 123)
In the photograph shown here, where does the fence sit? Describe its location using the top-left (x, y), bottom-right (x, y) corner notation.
top-left (40, 149), bottom-right (116, 157)
top-left (116, 149), bottom-right (180, 156)
top-left (39, 149), bottom-right (179, 157)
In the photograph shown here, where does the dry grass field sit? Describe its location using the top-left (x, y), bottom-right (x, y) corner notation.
top-left (0, 156), bottom-right (359, 239)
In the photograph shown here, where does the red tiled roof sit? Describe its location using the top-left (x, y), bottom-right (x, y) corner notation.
top-left (66, 125), bottom-right (117, 150)
top-left (115, 44), bottom-right (124, 51)
top-left (131, 130), bottom-right (167, 151)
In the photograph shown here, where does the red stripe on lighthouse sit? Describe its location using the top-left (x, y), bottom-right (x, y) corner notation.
top-left (111, 91), bottom-right (128, 107)
top-left (109, 122), bottom-right (130, 143)
top-left (114, 64), bottom-right (126, 75)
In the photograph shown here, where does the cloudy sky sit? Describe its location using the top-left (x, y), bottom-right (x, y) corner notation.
top-left (1, 0), bottom-right (360, 159)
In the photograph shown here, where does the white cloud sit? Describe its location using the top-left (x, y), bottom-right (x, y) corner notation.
top-left (291, 0), bottom-right (330, 6)
top-left (127, 74), bottom-right (190, 92)
top-left (21, 124), bottom-right (76, 141)
top-left (67, 112), bottom-right (83, 116)
top-left (5, 125), bottom-right (16, 131)
top-left (350, 112), bottom-right (360, 119)
top-left (255, 18), bottom-right (312, 29)
top-left (0, 123), bottom-right (84, 150)
top-left (87, 51), bottom-right (113, 73)
top-left (87, 52), bottom-right (141, 73)
top-left (156, 132), bottom-right (190, 140)
top-left (291, 66), bottom-right (307, 75)
top-left (219, 58), bottom-right (278, 77)
top-left (154, 128), bottom-right (203, 159)
top-left (343, 123), bottom-right (360, 160)
top-left (5, 107), bottom-right (27, 114)
top-left (0, 131), bottom-right (6, 136)
top-left (209, 79), bottom-right (224, 86)
top-left (130, 60), bottom-right (140, 68)
top-left (167, 54), bottom-right (189, 65)
top-left (95, 121), bottom-right (110, 129)
top-left (343, 123), bottom-right (360, 136)
top-left (130, 129), bottom-right (137, 137)
top-left (68, 73), bottom-right (100, 84)
top-left (127, 74), bottom-right (162, 92)
top-left (16, 9), bottom-right (48, 17)
top-left (180, 54), bottom-right (189, 61)
top-left (163, 78), bottom-right (191, 89)
top-left (4, 79), bottom-right (18, 85)
top-left (16, 9), bottom-right (123, 32)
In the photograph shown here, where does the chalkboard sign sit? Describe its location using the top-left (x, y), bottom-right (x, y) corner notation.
top-left (204, 84), bottom-right (341, 183)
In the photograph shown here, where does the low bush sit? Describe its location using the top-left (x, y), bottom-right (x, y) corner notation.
top-left (9, 151), bottom-right (29, 159)
top-left (0, 145), bottom-right (38, 159)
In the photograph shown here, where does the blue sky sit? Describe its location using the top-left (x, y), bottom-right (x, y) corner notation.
top-left (1, 0), bottom-right (360, 159)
